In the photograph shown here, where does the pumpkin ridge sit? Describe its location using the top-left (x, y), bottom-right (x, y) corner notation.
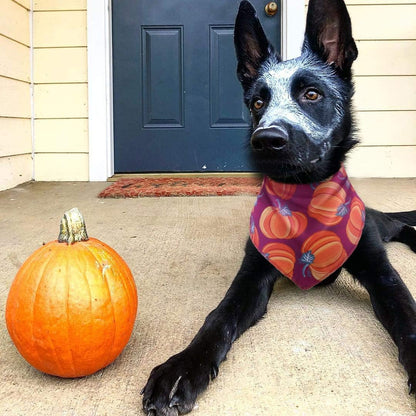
top-left (102, 261), bottom-right (118, 359)
top-left (114, 260), bottom-right (137, 355)
top-left (310, 200), bottom-right (343, 212)
top-left (304, 234), bottom-right (333, 251)
top-left (70, 246), bottom-right (90, 376)
top-left (52, 248), bottom-right (78, 376)
top-left (313, 241), bottom-right (344, 266)
top-left (313, 191), bottom-right (345, 201)
top-left (31, 247), bottom-right (58, 371)
top-left (116, 263), bottom-right (138, 344)
top-left (293, 212), bottom-right (307, 237)
top-left (35, 248), bottom-right (72, 376)
top-left (11, 257), bottom-right (39, 362)
top-left (263, 243), bottom-right (295, 278)
top-left (350, 208), bottom-right (362, 227)
top-left (83, 243), bottom-right (118, 361)
top-left (312, 254), bottom-right (343, 270)
top-left (65, 261), bottom-right (78, 377)
top-left (7, 257), bottom-right (34, 363)
top-left (97, 243), bottom-right (129, 359)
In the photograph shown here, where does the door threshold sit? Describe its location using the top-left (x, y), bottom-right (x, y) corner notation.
top-left (108, 172), bottom-right (262, 182)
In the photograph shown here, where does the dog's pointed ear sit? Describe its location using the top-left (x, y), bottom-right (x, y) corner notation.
top-left (234, 1), bottom-right (274, 91)
top-left (303, 0), bottom-right (358, 77)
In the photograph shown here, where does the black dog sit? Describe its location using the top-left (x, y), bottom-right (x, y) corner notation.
top-left (142, 1), bottom-right (416, 414)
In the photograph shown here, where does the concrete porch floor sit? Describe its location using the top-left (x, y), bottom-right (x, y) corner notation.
top-left (1, 178), bottom-right (416, 416)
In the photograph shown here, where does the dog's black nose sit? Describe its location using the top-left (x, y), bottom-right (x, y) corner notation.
top-left (251, 126), bottom-right (288, 152)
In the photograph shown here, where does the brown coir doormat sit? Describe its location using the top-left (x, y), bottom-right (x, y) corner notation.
top-left (98, 176), bottom-right (262, 198)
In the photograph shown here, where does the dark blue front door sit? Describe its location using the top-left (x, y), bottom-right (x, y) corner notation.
top-left (112, 0), bottom-right (281, 173)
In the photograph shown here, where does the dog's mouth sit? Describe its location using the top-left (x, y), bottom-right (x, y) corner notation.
top-left (250, 139), bottom-right (330, 165)
top-left (309, 141), bottom-right (331, 164)
top-left (250, 138), bottom-right (332, 182)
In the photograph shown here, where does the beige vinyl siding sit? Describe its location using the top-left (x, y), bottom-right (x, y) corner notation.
top-left (343, 1), bottom-right (416, 177)
top-left (33, 0), bottom-right (86, 10)
top-left (0, 0), bottom-right (31, 191)
top-left (33, 1), bottom-right (88, 181)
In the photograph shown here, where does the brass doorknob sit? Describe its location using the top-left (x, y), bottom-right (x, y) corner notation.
top-left (265, 1), bottom-right (278, 16)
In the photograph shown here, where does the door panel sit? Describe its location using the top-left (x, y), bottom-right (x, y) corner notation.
top-left (210, 26), bottom-right (250, 128)
top-left (142, 27), bottom-right (184, 128)
top-left (112, 0), bottom-right (281, 172)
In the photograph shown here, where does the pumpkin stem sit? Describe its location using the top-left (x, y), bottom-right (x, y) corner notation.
top-left (58, 208), bottom-right (89, 244)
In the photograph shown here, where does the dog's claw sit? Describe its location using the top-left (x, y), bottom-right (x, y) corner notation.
top-left (210, 363), bottom-right (219, 380)
top-left (143, 398), bottom-right (150, 409)
top-left (168, 375), bottom-right (182, 401)
top-left (169, 396), bottom-right (180, 408)
top-left (408, 380), bottom-right (414, 395)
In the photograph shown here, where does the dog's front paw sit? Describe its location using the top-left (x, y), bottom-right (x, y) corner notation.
top-left (141, 350), bottom-right (214, 416)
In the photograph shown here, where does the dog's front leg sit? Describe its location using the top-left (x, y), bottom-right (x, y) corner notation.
top-left (345, 218), bottom-right (416, 394)
top-left (142, 239), bottom-right (280, 416)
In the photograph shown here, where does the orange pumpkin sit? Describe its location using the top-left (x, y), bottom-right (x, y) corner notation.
top-left (346, 197), bottom-right (365, 244)
top-left (263, 243), bottom-right (296, 278)
top-left (259, 203), bottom-right (307, 240)
top-left (308, 181), bottom-right (348, 225)
top-left (300, 230), bottom-right (347, 281)
top-left (6, 208), bottom-right (138, 378)
top-left (265, 180), bottom-right (296, 200)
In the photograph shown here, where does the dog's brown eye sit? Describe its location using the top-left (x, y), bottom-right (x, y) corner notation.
top-left (304, 89), bottom-right (320, 101)
top-left (253, 99), bottom-right (264, 110)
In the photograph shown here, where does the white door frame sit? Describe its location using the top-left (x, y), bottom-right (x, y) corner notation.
top-left (87, 0), bottom-right (305, 181)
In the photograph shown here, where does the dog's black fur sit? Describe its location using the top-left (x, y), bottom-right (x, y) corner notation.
top-left (142, 1), bottom-right (416, 414)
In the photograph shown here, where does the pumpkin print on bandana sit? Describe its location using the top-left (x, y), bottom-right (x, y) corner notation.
top-left (250, 166), bottom-right (365, 290)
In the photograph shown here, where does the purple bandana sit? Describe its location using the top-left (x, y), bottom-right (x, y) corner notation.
top-left (250, 166), bottom-right (365, 290)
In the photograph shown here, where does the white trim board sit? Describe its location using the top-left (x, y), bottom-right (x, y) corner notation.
top-left (282, 0), bottom-right (305, 60)
top-left (87, 0), bottom-right (305, 181)
top-left (87, 0), bottom-right (114, 181)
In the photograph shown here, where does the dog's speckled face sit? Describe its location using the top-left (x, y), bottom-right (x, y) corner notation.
top-left (246, 52), bottom-right (352, 180)
top-left (234, 0), bottom-right (358, 183)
